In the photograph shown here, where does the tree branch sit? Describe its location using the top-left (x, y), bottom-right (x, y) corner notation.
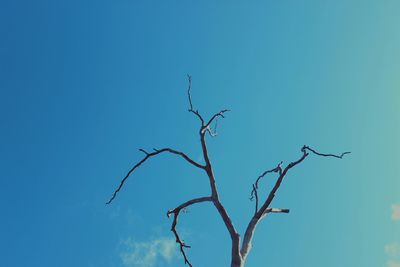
top-left (187, 75), bottom-right (230, 136)
top-left (241, 145), bottom-right (350, 260)
top-left (187, 75), bottom-right (205, 125)
top-left (167, 197), bottom-right (213, 267)
top-left (106, 148), bottom-right (205, 204)
top-left (204, 109), bottom-right (230, 130)
top-left (265, 208), bottom-right (290, 214)
top-left (250, 162), bottom-right (282, 214)
top-left (204, 117), bottom-right (219, 137)
top-left (303, 146), bottom-right (351, 159)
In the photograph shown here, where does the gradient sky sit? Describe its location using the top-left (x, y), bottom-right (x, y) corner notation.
top-left (1, 1), bottom-right (399, 267)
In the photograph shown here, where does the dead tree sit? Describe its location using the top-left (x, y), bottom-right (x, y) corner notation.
top-left (107, 76), bottom-right (350, 267)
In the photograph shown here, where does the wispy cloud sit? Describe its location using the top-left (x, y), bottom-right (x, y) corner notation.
top-left (385, 242), bottom-right (400, 258)
top-left (392, 204), bottom-right (400, 221)
top-left (386, 204), bottom-right (400, 267)
top-left (387, 260), bottom-right (400, 267)
top-left (120, 237), bottom-right (176, 267)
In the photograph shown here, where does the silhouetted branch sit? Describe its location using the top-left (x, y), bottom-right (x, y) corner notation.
top-left (204, 109), bottom-right (230, 129)
top-left (205, 118), bottom-right (220, 137)
top-left (303, 146), bottom-right (351, 159)
top-left (187, 75), bottom-right (229, 136)
top-left (187, 75), bottom-right (205, 125)
top-left (241, 145), bottom-right (350, 261)
top-left (257, 145), bottom-right (350, 216)
top-left (250, 162), bottom-right (282, 214)
top-left (167, 197), bottom-right (213, 267)
top-left (106, 148), bottom-right (204, 204)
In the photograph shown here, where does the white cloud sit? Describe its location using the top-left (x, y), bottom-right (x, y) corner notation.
top-left (385, 243), bottom-right (400, 257)
top-left (387, 260), bottom-right (400, 267)
top-left (392, 204), bottom-right (400, 221)
top-left (120, 237), bottom-right (176, 267)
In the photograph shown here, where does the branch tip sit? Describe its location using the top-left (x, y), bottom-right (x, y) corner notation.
top-left (266, 208), bottom-right (290, 214)
top-left (186, 75), bottom-right (205, 126)
top-left (138, 148), bottom-right (149, 155)
top-left (303, 146), bottom-right (351, 159)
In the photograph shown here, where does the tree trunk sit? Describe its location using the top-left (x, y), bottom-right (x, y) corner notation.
top-left (231, 256), bottom-right (244, 267)
top-left (231, 234), bottom-right (244, 267)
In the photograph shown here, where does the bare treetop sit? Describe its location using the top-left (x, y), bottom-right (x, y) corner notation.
top-left (107, 76), bottom-right (349, 267)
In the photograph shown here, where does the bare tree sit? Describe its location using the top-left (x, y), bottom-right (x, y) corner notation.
top-left (107, 76), bottom-right (350, 267)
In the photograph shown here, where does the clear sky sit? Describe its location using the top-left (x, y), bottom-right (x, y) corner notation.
top-left (1, 1), bottom-right (399, 267)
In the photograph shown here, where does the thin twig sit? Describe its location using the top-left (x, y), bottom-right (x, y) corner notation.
top-left (204, 109), bottom-right (230, 130)
top-left (303, 146), bottom-right (351, 159)
top-left (187, 75), bottom-right (205, 125)
top-left (250, 162), bottom-right (282, 214)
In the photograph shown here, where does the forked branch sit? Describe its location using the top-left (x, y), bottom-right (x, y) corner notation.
top-left (250, 162), bottom-right (282, 214)
top-left (167, 197), bottom-right (213, 267)
top-left (205, 109), bottom-right (230, 129)
top-left (187, 74), bottom-right (229, 135)
top-left (241, 146), bottom-right (350, 260)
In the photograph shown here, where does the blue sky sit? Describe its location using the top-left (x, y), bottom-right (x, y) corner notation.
top-left (1, 1), bottom-right (399, 267)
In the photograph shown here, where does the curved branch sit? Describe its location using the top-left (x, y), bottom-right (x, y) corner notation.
top-left (254, 146), bottom-right (350, 218)
top-left (204, 109), bottom-right (230, 131)
top-left (256, 145), bottom-right (350, 217)
top-left (241, 145), bottom-right (350, 260)
top-left (106, 148), bottom-right (205, 204)
top-left (167, 197), bottom-right (213, 267)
